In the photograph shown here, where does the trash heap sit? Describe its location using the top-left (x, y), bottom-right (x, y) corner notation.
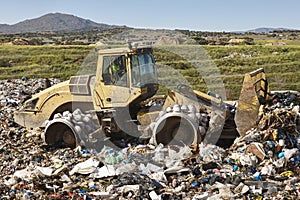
top-left (0, 78), bottom-right (299, 199)
top-left (224, 91), bottom-right (300, 199)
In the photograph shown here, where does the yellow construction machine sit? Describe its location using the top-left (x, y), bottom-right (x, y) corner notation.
top-left (14, 45), bottom-right (275, 149)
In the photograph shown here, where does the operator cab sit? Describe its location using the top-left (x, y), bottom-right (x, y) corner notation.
top-left (93, 45), bottom-right (159, 109)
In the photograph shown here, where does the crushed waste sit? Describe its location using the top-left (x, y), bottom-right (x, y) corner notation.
top-left (0, 78), bottom-right (299, 199)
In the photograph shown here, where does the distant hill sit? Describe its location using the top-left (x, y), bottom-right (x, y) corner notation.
top-left (246, 27), bottom-right (294, 33)
top-left (0, 13), bottom-right (126, 33)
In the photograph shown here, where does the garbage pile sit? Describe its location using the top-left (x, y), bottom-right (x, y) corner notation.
top-left (0, 78), bottom-right (299, 199)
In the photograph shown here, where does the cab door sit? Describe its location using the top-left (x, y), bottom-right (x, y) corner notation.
top-left (94, 54), bottom-right (131, 108)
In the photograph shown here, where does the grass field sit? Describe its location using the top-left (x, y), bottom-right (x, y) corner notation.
top-left (0, 45), bottom-right (92, 80)
top-left (0, 44), bottom-right (299, 100)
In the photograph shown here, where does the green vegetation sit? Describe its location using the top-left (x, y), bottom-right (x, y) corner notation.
top-left (153, 44), bottom-right (300, 98)
top-left (0, 43), bottom-right (299, 100)
top-left (0, 45), bottom-right (92, 79)
top-left (204, 45), bottom-right (300, 98)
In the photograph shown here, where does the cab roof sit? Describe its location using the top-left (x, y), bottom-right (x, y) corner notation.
top-left (98, 45), bottom-right (152, 55)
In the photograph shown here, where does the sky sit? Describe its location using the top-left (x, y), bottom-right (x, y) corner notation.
top-left (0, 0), bottom-right (299, 32)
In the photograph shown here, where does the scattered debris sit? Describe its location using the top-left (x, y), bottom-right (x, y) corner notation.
top-left (0, 78), bottom-right (299, 199)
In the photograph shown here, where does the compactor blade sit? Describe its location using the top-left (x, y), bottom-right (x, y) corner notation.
top-left (235, 68), bottom-right (270, 136)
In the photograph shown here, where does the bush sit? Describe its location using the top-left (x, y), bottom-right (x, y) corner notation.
top-left (0, 58), bottom-right (12, 67)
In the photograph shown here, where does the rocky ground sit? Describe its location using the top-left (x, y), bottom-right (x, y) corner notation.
top-left (0, 78), bottom-right (299, 199)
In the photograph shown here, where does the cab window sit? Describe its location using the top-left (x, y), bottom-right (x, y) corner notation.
top-left (130, 53), bottom-right (157, 87)
top-left (102, 55), bottom-right (127, 86)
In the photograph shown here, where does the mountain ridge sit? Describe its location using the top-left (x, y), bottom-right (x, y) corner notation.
top-left (0, 13), bottom-right (297, 34)
top-left (246, 27), bottom-right (295, 33)
top-left (0, 13), bottom-right (126, 33)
